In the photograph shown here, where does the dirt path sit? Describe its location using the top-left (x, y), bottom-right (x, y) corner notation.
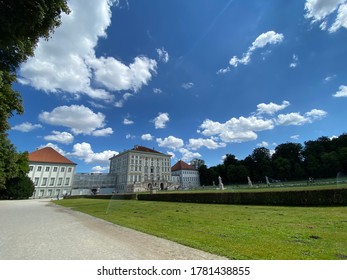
top-left (0, 199), bottom-right (227, 260)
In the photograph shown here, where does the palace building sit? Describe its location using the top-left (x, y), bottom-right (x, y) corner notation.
top-left (109, 145), bottom-right (172, 193)
top-left (28, 147), bottom-right (77, 198)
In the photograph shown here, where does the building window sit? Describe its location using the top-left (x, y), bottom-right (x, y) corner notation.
top-left (68, 167), bottom-right (72, 172)
top-left (37, 166), bottom-right (42, 172)
top-left (61, 167), bottom-right (65, 172)
top-left (45, 166), bottom-right (50, 172)
top-left (53, 167), bottom-right (58, 172)
top-left (49, 178), bottom-right (55, 186)
top-left (58, 178), bottom-right (63, 186)
top-left (42, 177), bottom-right (47, 186)
top-left (34, 177), bottom-right (39, 186)
top-left (29, 166), bottom-right (33, 172)
top-left (65, 178), bottom-right (70, 186)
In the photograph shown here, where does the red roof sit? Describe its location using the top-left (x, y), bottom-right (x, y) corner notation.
top-left (171, 160), bottom-right (195, 171)
top-left (132, 145), bottom-right (163, 154)
top-left (28, 147), bottom-right (76, 165)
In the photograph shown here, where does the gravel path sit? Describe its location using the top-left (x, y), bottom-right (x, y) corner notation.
top-left (0, 199), bottom-right (227, 260)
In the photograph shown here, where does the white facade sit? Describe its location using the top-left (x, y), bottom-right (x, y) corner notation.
top-left (29, 163), bottom-right (76, 198)
top-left (109, 145), bottom-right (172, 193)
top-left (171, 160), bottom-right (200, 189)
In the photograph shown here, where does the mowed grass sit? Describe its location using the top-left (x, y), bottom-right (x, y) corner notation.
top-left (54, 198), bottom-right (347, 260)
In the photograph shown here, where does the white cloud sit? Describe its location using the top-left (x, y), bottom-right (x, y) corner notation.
top-left (44, 131), bottom-right (74, 144)
top-left (123, 118), bottom-right (134, 125)
top-left (167, 151), bottom-right (176, 159)
top-left (89, 56), bottom-right (157, 92)
top-left (178, 148), bottom-right (202, 162)
top-left (141, 134), bottom-right (154, 141)
top-left (188, 138), bottom-right (226, 150)
top-left (12, 122), bottom-right (42, 132)
top-left (289, 54), bottom-right (299, 68)
top-left (199, 116), bottom-right (274, 143)
top-left (291, 135), bottom-right (300, 140)
top-left (39, 105), bottom-right (112, 135)
top-left (153, 88), bottom-right (163, 94)
top-left (70, 142), bottom-right (118, 164)
top-left (333, 85), bottom-right (347, 97)
top-left (256, 100), bottom-right (290, 115)
top-left (228, 31), bottom-right (284, 68)
top-left (156, 47), bottom-right (169, 63)
top-left (305, 0), bottom-right (347, 32)
top-left (182, 82), bottom-right (194, 89)
top-left (153, 112), bottom-right (170, 129)
top-left (156, 136), bottom-right (184, 150)
top-left (125, 134), bottom-right (136, 139)
top-left (18, 0), bottom-right (157, 102)
top-left (257, 141), bottom-right (269, 147)
top-left (92, 127), bottom-right (114, 136)
top-left (91, 165), bottom-right (109, 173)
top-left (115, 92), bottom-right (133, 108)
top-left (277, 109), bottom-right (327, 126)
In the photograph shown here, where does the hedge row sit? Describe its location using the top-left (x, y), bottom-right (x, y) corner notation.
top-left (137, 188), bottom-right (347, 206)
top-left (65, 194), bottom-right (137, 200)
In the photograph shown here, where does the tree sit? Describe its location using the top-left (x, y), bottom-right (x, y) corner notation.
top-left (0, 0), bottom-right (70, 191)
top-left (190, 158), bottom-right (205, 169)
top-left (251, 147), bottom-right (273, 182)
top-left (0, 0), bottom-right (70, 72)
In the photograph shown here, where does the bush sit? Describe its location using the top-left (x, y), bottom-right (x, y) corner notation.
top-left (137, 188), bottom-right (347, 206)
top-left (0, 175), bottom-right (35, 199)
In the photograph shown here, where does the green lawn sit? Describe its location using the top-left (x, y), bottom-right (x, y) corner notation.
top-left (54, 198), bottom-right (347, 260)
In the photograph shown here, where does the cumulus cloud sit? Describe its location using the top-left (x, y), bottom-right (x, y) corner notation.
top-left (276, 109), bottom-right (327, 125)
top-left (123, 118), bottom-right (134, 125)
top-left (199, 116), bottom-right (275, 143)
top-left (156, 136), bottom-right (184, 150)
top-left (12, 122), bottom-right (42, 132)
top-left (70, 142), bottom-right (118, 164)
top-left (156, 47), bottom-right (169, 63)
top-left (141, 134), bottom-right (154, 141)
top-left (91, 127), bottom-right (114, 136)
top-left (333, 85), bottom-right (347, 97)
top-left (256, 100), bottom-right (290, 115)
top-left (44, 131), bottom-right (74, 144)
top-left (89, 56), bottom-right (157, 92)
top-left (153, 88), bottom-right (163, 94)
top-left (18, 0), bottom-right (157, 102)
top-left (178, 148), bottom-right (202, 162)
top-left (228, 31), bottom-right (284, 68)
top-left (39, 105), bottom-right (112, 135)
top-left (153, 112), bottom-right (170, 129)
top-left (91, 165), bottom-right (109, 173)
top-left (305, 0), bottom-right (347, 32)
top-left (188, 138), bottom-right (226, 150)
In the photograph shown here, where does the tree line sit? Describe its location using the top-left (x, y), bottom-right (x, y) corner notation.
top-left (0, 1), bottom-right (69, 199)
top-left (195, 134), bottom-right (347, 186)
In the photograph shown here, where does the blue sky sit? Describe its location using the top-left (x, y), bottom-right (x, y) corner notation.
top-left (8, 0), bottom-right (347, 172)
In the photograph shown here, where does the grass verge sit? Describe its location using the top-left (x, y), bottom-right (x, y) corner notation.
top-left (54, 198), bottom-right (347, 260)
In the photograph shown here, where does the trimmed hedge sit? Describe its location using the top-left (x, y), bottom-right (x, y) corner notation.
top-left (137, 188), bottom-right (347, 206)
top-left (65, 194), bottom-right (137, 200)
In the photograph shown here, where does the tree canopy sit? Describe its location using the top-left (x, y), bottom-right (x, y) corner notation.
top-left (199, 133), bottom-right (347, 186)
top-left (0, 0), bottom-right (70, 192)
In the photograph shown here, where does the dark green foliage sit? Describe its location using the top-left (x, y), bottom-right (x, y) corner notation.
top-left (202, 133), bottom-right (347, 185)
top-left (138, 188), bottom-right (347, 206)
top-left (0, 0), bottom-right (69, 192)
top-left (0, 175), bottom-right (35, 199)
